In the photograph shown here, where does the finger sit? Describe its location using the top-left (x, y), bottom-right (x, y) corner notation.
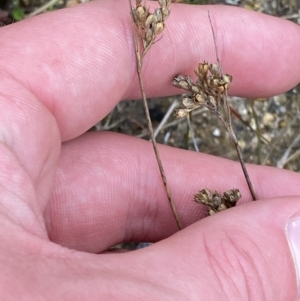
top-left (0, 2), bottom-right (299, 140)
top-left (0, 77), bottom-right (60, 222)
top-left (115, 196), bottom-right (300, 301)
top-left (2, 196), bottom-right (299, 300)
top-left (46, 132), bottom-right (300, 252)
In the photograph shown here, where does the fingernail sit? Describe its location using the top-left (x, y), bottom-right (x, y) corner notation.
top-left (286, 217), bottom-right (300, 295)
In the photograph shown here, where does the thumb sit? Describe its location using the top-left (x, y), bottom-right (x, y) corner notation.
top-left (126, 197), bottom-right (299, 300)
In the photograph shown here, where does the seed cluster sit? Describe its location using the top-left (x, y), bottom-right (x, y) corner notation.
top-left (131, 0), bottom-right (171, 52)
top-left (194, 188), bottom-right (241, 216)
top-left (173, 62), bottom-right (232, 118)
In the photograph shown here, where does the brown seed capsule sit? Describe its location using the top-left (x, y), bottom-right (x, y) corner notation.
top-left (217, 203), bottom-right (227, 212)
top-left (223, 189), bottom-right (241, 204)
top-left (211, 193), bottom-right (222, 207)
top-left (209, 209), bottom-right (216, 215)
top-left (177, 80), bottom-right (190, 90)
top-left (193, 93), bottom-right (206, 105)
top-left (198, 62), bottom-right (209, 75)
top-left (182, 97), bottom-right (197, 109)
top-left (191, 85), bottom-right (200, 93)
top-left (212, 78), bottom-right (220, 87)
top-left (172, 74), bottom-right (185, 84)
top-left (135, 6), bottom-right (147, 23)
top-left (194, 188), bottom-right (213, 205)
top-left (217, 85), bottom-right (225, 93)
top-left (223, 74), bottom-right (232, 84)
top-left (210, 63), bottom-right (220, 76)
top-left (161, 6), bottom-right (170, 20)
top-left (195, 63), bottom-right (205, 78)
top-left (154, 22), bottom-right (164, 35)
top-left (145, 28), bottom-right (153, 44)
top-left (145, 14), bottom-right (154, 27)
top-left (154, 8), bottom-right (163, 23)
top-left (175, 108), bottom-right (188, 118)
top-left (206, 95), bottom-right (217, 109)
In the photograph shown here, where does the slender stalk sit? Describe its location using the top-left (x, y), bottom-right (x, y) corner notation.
top-left (216, 113), bottom-right (257, 200)
top-left (209, 10), bottom-right (257, 201)
top-left (186, 114), bottom-right (199, 152)
top-left (136, 58), bottom-right (183, 229)
top-left (250, 99), bottom-right (262, 164)
top-left (226, 123), bottom-right (258, 200)
top-left (129, 0), bottom-right (183, 230)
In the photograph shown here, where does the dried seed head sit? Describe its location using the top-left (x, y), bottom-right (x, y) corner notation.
top-left (175, 108), bottom-right (188, 118)
top-left (217, 85), bottom-right (225, 93)
top-left (209, 209), bottom-right (216, 215)
top-left (217, 204), bottom-right (227, 212)
top-left (193, 93), bottom-right (206, 105)
top-left (172, 76), bottom-right (193, 91)
top-left (210, 63), bottom-right (220, 76)
top-left (206, 95), bottom-right (218, 110)
top-left (222, 74), bottom-right (232, 90)
top-left (145, 14), bottom-right (154, 27)
top-left (194, 187), bottom-right (240, 217)
top-left (195, 62), bottom-right (209, 78)
top-left (145, 28), bottom-right (154, 44)
top-left (194, 188), bottom-right (213, 205)
top-left (178, 80), bottom-right (190, 90)
top-left (135, 6), bottom-right (148, 23)
top-left (191, 85), bottom-right (200, 93)
top-left (154, 8), bottom-right (163, 23)
top-left (212, 78), bottom-right (220, 87)
top-left (223, 189), bottom-right (241, 203)
top-left (223, 74), bottom-right (232, 84)
top-left (158, 0), bottom-right (166, 7)
top-left (161, 6), bottom-right (170, 20)
top-left (154, 22), bottom-right (165, 35)
top-left (182, 97), bottom-right (196, 109)
top-left (173, 74), bottom-right (185, 84)
top-left (211, 193), bottom-right (222, 207)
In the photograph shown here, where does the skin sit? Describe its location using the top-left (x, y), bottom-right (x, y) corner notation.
top-left (0, 0), bottom-right (300, 299)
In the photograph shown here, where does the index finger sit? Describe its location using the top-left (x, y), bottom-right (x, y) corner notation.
top-left (0, 1), bottom-right (299, 140)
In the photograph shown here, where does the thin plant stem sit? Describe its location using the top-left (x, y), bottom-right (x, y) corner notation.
top-left (221, 118), bottom-right (258, 200)
top-left (136, 59), bottom-right (183, 229)
top-left (27, 0), bottom-right (60, 17)
top-left (208, 11), bottom-right (257, 201)
top-left (154, 100), bottom-right (179, 138)
top-left (250, 99), bottom-right (262, 164)
top-left (129, 0), bottom-right (183, 230)
top-left (186, 114), bottom-right (199, 152)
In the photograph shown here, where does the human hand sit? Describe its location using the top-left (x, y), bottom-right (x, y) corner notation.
top-left (1, 1), bottom-right (300, 299)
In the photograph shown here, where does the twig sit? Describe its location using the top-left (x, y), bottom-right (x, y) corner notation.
top-left (137, 106), bottom-right (207, 138)
top-left (154, 99), bottom-right (179, 138)
top-left (27, 0), bottom-right (60, 17)
top-left (277, 133), bottom-right (300, 168)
